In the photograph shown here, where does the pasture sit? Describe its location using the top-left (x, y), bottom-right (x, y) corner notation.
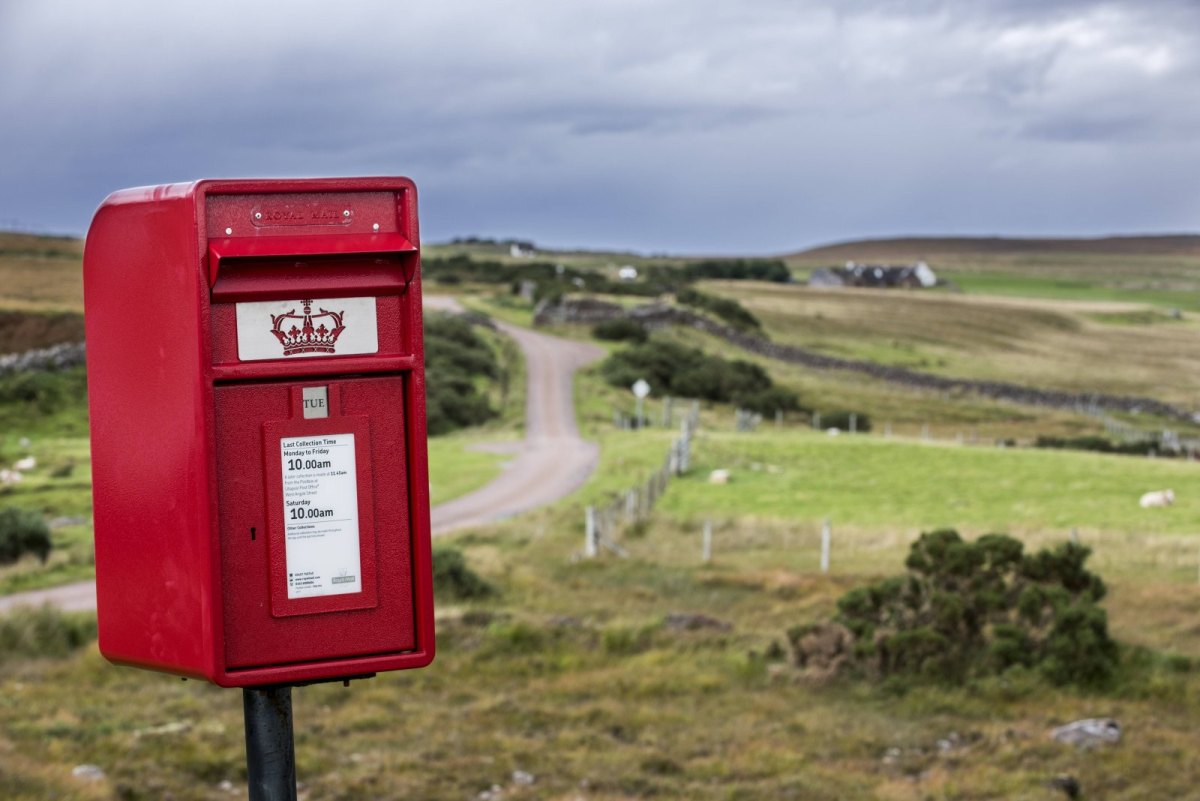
top-left (3, 232), bottom-right (1200, 798)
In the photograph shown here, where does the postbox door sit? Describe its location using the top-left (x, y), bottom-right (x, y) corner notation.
top-left (215, 375), bottom-right (416, 670)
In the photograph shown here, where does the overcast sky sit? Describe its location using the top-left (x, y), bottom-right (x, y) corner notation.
top-left (1, 0), bottom-right (1198, 253)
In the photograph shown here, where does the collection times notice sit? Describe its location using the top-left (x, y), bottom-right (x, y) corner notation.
top-left (279, 433), bottom-right (362, 599)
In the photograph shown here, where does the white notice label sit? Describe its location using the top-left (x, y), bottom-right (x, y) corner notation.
top-left (280, 433), bottom-right (362, 599)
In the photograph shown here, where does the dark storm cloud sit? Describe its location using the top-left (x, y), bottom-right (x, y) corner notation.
top-left (0, 0), bottom-right (1197, 252)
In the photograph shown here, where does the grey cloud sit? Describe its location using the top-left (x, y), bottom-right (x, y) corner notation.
top-left (0, 0), bottom-right (1198, 250)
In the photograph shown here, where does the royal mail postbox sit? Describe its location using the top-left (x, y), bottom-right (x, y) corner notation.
top-left (83, 178), bottom-right (434, 687)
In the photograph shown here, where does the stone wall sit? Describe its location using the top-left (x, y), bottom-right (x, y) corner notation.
top-left (0, 342), bottom-right (86, 379)
top-left (535, 298), bottom-right (1197, 423)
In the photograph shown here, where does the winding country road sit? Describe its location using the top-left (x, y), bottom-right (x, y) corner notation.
top-left (0, 299), bottom-right (602, 614)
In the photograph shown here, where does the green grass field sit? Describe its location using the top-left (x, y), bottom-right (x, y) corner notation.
top-left (6, 233), bottom-right (1200, 798)
top-left (6, 418), bottom-right (1200, 799)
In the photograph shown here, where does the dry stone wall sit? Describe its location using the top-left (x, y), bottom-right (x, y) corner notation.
top-left (535, 298), bottom-right (1197, 423)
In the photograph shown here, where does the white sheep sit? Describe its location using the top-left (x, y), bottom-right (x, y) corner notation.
top-left (1139, 489), bottom-right (1175, 508)
top-left (0, 469), bottom-right (22, 487)
top-left (12, 456), bottom-right (36, 472)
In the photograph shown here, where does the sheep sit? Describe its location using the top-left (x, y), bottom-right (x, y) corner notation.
top-left (1139, 489), bottom-right (1175, 508)
top-left (12, 456), bottom-right (35, 472)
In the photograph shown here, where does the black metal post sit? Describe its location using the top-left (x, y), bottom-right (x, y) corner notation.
top-left (243, 686), bottom-right (297, 801)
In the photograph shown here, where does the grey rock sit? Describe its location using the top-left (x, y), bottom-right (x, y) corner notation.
top-left (1051, 718), bottom-right (1121, 748)
top-left (71, 764), bottom-right (105, 781)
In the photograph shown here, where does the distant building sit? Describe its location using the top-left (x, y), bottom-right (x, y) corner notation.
top-left (808, 261), bottom-right (937, 289)
top-left (509, 240), bottom-right (537, 258)
top-left (617, 265), bottom-right (639, 281)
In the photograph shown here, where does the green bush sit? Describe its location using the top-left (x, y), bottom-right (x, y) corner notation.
top-left (795, 529), bottom-right (1118, 687)
top-left (432, 546), bottom-right (495, 600)
top-left (0, 367), bottom-right (87, 417)
top-left (682, 259), bottom-right (791, 283)
top-left (1034, 434), bottom-right (1168, 458)
top-left (592, 318), bottom-right (648, 343)
top-left (675, 288), bottom-right (762, 332)
top-left (0, 508), bottom-right (51, 565)
top-left (601, 340), bottom-right (799, 410)
top-left (423, 314), bottom-right (501, 435)
top-left (0, 606), bottom-right (96, 661)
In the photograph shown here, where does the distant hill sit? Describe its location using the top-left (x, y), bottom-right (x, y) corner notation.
top-left (790, 235), bottom-right (1200, 262)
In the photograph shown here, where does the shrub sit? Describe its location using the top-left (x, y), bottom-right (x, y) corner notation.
top-left (601, 340), bottom-right (799, 410)
top-left (592, 318), bottom-right (648, 343)
top-left (424, 313), bottom-right (501, 435)
top-left (1034, 434), bottom-right (1167, 458)
top-left (682, 258), bottom-right (791, 283)
top-left (0, 367), bottom-right (87, 417)
top-left (675, 288), bottom-right (762, 332)
top-left (0, 507), bottom-right (51, 565)
top-left (0, 606), bottom-right (96, 660)
top-left (431, 546), bottom-right (495, 600)
top-left (794, 529), bottom-right (1118, 687)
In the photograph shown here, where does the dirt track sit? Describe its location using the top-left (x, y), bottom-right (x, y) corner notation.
top-left (0, 299), bottom-right (602, 614)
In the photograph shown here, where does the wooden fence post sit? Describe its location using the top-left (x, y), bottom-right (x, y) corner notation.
top-left (585, 506), bottom-right (597, 558)
top-left (703, 519), bottom-right (712, 563)
top-left (820, 518), bottom-right (831, 574)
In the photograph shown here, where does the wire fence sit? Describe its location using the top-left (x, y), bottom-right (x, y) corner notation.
top-left (584, 406), bottom-right (700, 558)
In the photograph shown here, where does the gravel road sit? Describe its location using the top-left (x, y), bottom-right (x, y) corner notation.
top-left (0, 298), bottom-right (602, 614)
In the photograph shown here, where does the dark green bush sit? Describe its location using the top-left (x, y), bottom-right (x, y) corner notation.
top-left (0, 508), bottom-right (51, 565)
top-left (682, 259), bottom-right (791, 283)
top-left (795, 529), bottom-right (1118, 687)
top-left (423, 314), bottom-right (501, 435)
top-left (0, 367), bottom-right (87, 417)
top-left (432, 546), bottom-right (495, 600)
top-left (818, 410), bottom-right (872, 432)
top-left (1035, 434), bottom-right (1168, 457)
top-left (601, 340), bottom-right (799, 410)
top-left (675, 288), bottom-right (762, 332)
top-left (592, 319), bottom-right (648, 343)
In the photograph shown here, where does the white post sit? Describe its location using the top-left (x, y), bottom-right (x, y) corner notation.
top-left (585, 506), bottom-right (597, 558)
top-left (1069, 527), bottom-right (1079, 545)
top-left (849, 413), bottom-right (857, 434)
top-left (820, 518), bottom-right (831, 574)
top-left (884, 422), bottom-right (892, 437)
top-left (663, 396), bottom-right (672, 427)
top-left (921, 423), bottom-right (930, 440)
top-left (776, 409), bottom-right (783, 428)
top-left (626, 490), bottom-right (637, 521)
top-left (703, 519), bottom-right (712, 563)
top-left (813, 412), bottom-right (821, 430)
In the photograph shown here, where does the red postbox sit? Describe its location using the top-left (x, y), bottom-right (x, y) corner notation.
top-left (83, 178), bottom-right (434, 687)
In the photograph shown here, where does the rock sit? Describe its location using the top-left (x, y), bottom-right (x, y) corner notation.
top-left (512, 770), bottom-right (535, 785)
top-left (135, 720), bottom-right (191, 737)
top-left (218, 779), bottom-right (237, 794)
top-left (664, 612), bottom-right (731, 631)
top-left (1051, 718), bottom-right (1121, 748)
top-left (708, 469), bottom-right (731, 484)
top-left (881, 747), bottom-right (902, 766)
top-left (72, 764), bottom-right (106, 781)
top-left (48, 516), bottom-right (87, 529)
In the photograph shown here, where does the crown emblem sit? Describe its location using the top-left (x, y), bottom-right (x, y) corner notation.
top-left (270, 299), bottom-right (345, 356)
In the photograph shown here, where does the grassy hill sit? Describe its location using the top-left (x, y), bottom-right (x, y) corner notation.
top-left (5, 227), bottom-right (1200, 797)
